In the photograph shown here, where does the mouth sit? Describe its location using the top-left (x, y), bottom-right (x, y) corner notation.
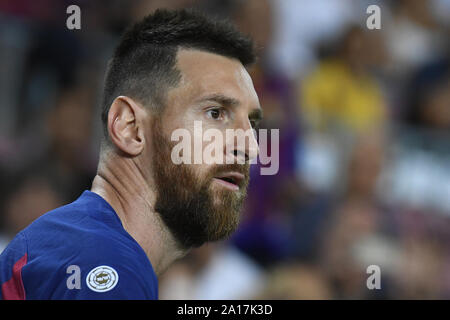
top-left (213, 172), bottom-right (245, 191)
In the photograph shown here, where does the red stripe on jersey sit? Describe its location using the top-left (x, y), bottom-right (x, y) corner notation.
top-left (1, 253), bottom-right (27, 300)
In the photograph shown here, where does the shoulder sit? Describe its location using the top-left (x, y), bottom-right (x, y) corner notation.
top-left (2, 195), bottom-right (158, 300)
top-left (21, 190), bottom-right (134, 261)
top-left (24, 217), bottom-right (157, 299)
top-left (48, 242), bottom-right (158, 300)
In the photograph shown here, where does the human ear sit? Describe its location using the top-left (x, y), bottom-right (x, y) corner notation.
top-left (107, 96), bottom-right (146, 156)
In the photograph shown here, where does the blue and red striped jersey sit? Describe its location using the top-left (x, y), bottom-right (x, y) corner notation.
top-left (0, 190), bottom-right (158, 300)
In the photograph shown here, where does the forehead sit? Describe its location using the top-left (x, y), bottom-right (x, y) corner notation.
top-left (169, 49), bottom-right (259, 109)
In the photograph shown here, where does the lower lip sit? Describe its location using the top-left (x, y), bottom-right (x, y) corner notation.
top-left (213, 178), bottom-right (240, 191)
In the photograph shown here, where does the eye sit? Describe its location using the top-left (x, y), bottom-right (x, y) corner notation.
top-left (250, 119), bottom-right (260, 129)
top-left (206, 108), bottom-right (225, 120)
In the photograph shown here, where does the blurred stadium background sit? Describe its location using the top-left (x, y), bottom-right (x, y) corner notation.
top-left (1, 0), bottom-right (450, 299)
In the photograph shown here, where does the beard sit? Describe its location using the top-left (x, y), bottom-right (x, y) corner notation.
top-left (151, 120), bottom-right (250, 249)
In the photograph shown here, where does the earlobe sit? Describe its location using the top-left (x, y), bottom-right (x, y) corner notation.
top-left (107, 96), bottom-right (145, 156)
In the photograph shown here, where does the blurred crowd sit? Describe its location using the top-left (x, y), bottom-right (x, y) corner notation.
top-left (1, 0), bottom-right (450, 299)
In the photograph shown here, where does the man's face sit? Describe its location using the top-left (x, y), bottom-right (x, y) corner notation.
top-left (149, 49), bottom-right (261, 249)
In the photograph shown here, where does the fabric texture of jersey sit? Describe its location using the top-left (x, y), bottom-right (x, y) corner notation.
top-left (0, 190), bottom-right (158, 300)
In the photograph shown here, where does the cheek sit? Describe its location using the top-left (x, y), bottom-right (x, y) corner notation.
top-left (178, 163), bottom-right (216, 192)
top-left (192, 163), bottom-right (214, 182)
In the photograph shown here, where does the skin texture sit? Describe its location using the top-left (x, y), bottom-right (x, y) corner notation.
top-left (91, 49), bottom-right (261, 276)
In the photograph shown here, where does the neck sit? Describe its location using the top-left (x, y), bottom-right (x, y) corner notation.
top-left (90, 152), bottom-right (187, 276)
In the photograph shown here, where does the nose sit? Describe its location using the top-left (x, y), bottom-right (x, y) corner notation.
top-left (225, 121), bottom-right (259, 164)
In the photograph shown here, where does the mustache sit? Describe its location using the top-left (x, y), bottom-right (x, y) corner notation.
top-left (207, 163), bottom-right (250, 181)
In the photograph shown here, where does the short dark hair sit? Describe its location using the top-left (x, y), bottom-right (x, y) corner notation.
top-left (101, 8), bottom-right (256, 141)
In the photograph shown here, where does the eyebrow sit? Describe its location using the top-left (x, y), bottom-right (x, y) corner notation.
top-left (197, 93), bottom-right (263, 120)
top-left (197, 93), bottom-right (240, 107)
top-left (249, 108), bottom-right (263, 122)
